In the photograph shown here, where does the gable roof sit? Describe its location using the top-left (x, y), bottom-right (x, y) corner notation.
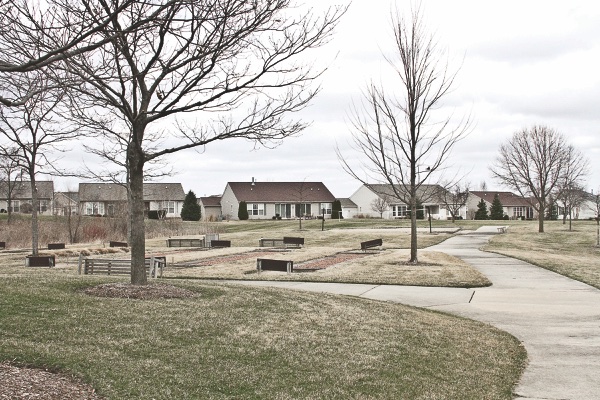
top-left (0, 181), bottom-right (54, 199)
top-left (200, 196), bottom-right (222, 207)
top-left (337, 198), bottom-right (358, 208)
top-left (79, 183), bottom-right (127, 202)
top-left (227, 182), bottom-right (336, 203)
top-left (469, 191), bottom-right (533, 207)
top-left (55, 191), bottom-right (79, 203)
top-left (143, 183), bottom-right (186, 201)
top-left (366, 184), bottom-right (446, 204)
top-left (79, 182), bottom-right (185, 202)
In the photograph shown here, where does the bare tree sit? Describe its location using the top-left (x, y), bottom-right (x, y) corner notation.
top-left (592, 191), bottom-right (600, 247)
top-left (0, 0), bottom-right (178, 106)
top-left (338, 6), bottom-right (470, 263)
top-left (56, 1), bottom-right (346, 285)
top-left (0, 71), bottom-right (77, 254)
top-left (491, 125), bottom-right (570, 233)
top-left (439, 183), bottom-right (469, 222)
top-left (0, 148), bottom-right (23, 223)
top-left (554, 145), bottom-right (589, 230)
top-left (371, 195), bottom-right (390, 218)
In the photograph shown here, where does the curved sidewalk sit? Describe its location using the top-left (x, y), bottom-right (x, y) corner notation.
top-left (234, 226), bottom-right (600, 399)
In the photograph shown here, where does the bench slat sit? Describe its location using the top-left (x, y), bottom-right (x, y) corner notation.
top-left (360, 239), bottom-right (383, 250)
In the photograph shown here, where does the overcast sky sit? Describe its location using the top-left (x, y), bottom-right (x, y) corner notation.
top-left (57, 0), bottom-right (600, 199)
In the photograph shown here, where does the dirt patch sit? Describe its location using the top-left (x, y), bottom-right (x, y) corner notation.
top-left (0, 362), bottom-right (103, 399)
top-left (82, 282), bottom-right (197, 300)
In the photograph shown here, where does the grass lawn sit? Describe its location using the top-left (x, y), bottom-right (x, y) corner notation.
top-left (484, 220), bottom-right (600, 289)
top-left (0, 274), bottom-right (526, 399)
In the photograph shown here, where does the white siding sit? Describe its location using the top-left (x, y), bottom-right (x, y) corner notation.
top-left (220, 184), bottom-right (239, 220)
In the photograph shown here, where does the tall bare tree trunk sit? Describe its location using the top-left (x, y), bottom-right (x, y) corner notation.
top-left (128, 141), bottom-right (147, 285)
top-left (29, 174), bottom-right (39, 256)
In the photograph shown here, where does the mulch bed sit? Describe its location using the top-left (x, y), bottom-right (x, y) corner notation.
top-left (0, 362), bottom-right (103, 399)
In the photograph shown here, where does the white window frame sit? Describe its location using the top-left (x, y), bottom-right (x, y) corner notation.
top-left (248, 203), bottom-right (265, 216)
top-left (320, 203), bottom-right (332, 215)
top-left (392, 205), bottom-right (407, 217)
top-left (163, 201), bottom-right (175, 214)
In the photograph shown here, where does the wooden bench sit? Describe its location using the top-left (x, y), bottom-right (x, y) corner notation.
top-left (210, 240), bottom-right (231, 248)
top-left (109, 241), bottom-right (128, 248)
top-left (257, 258), bottom-right (293, 274)
top-left (259, 238), bottom-right (285, 248)
top-left (497, 226), bottom-right (508, 234)
top-left (26, 255), bottom-right (56, 267)
top-left (166, 238), bottom-right (204, 248)
top-left (283, 236), bottom-right (304, 248)
top-left (48, 243), bottom-right (66, 250)
top-left (360, 238), bottom-right (383, 251)
top-left (81, 256), bottom-right (166, 278)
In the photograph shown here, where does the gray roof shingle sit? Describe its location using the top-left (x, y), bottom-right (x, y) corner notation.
top-left (228, 182), bottom-right (336, 203)
top-left (0, 181), bottom-right (54, 199)
top-left (78, 183), bottom-right (185, 202)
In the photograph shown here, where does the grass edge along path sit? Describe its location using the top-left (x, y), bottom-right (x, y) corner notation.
top-left (483, 221), bottom-right (600, 289)
top-left (0, 276), bottom-right (526, 399)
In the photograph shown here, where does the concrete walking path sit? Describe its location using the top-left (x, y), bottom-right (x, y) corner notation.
top-left (233, 226), bottom-right (600, 399)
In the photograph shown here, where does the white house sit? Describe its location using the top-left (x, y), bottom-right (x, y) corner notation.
top-left (349, 184), bottom-right (459, 220)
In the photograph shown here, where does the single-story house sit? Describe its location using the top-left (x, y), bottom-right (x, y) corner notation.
top-left (220, 180), bottom-right (337, 220)
top-left (53, 191), bottom-right (80, 216)
top-left (556, 190), bottom-right (599, 220)
top-left (78, 182), bottom-right (185, 218)
top-left (467, 191), bottom-right (534, 220)
top-left (349, 183), bottom-right (457, 220)
top-left (199, 195), bottom-right (222, 221)
top-left (337, 198), bottom-right (358, 219)
top-left (0, 180), bottom-right (54, 215)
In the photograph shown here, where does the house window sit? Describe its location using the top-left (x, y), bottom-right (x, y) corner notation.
top-left (163, 201), bottom-right (175, 214)
top-left (514, 207), bottom-right (524, 217)
top-left (248, 203), bottom-right (265, 216)
top-left (392, 205), bottom-right (407, 217)
top-left (38, 200), bottom-right (48, 213)
top-left (11, 200), bottom-right (20, 213)
top-left (320, 203), bottom-right (332, 215)
top-left (85, 202), bottom-right (105, 215)
top-left (296, 203), bottom-right (312, 217)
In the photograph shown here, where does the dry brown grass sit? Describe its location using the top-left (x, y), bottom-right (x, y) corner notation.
top-left (156, 244), bottom-right (489, 287)
top-left (484, 220), bottom-right (600, 288)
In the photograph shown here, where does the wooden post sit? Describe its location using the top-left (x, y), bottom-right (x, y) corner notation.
top-left (78, 253), bottom-right (83, 275)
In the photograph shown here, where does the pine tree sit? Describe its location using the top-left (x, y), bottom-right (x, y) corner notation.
top-left (489, 194), bottom-right (504, 220)
top-left (474, 199), bottom-right (489, 220)
top-left (180, 190), bottom-right (201, 221)
top-left (238, 201), bottom-right (249, 220)
top-left (332, 200), bottom-right (343, 219)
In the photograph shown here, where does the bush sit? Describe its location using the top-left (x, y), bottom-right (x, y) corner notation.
top-left (238, 201), bottom-right (249, 220)
top-left (148, 210), bottom-right (160, 220)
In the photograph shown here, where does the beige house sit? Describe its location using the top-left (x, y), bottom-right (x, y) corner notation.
top-left (78, 182), bottom-right (185, 218)
top-left (0, 180), bottom-right (54, 215)
top-left (199, 195), bottom-right (222, 221)
top-left (467, 191), bottom-right (534, 220)
top-left (53, 192), bottom-right (80, 216)
top-left (221, 180), bottom-right (337, 220)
